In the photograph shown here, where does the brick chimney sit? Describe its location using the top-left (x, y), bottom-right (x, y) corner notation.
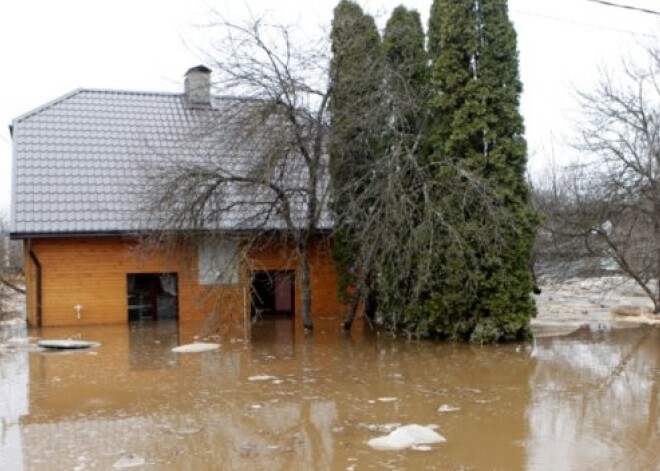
top-left (184, 65), bottom-right (212, 107)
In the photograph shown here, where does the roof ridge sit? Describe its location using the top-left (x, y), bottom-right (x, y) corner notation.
top-left (76, 88), bottom-right (182, 97)
top-left (12, 88), bottom-right (189, 123)
top-left (11, 88), bottom-right (262, 124)
top-left (12, 89), bottom-right (85, 124)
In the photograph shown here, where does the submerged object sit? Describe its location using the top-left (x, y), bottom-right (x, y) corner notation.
top-left (37, 339), bottom-right (101, 349)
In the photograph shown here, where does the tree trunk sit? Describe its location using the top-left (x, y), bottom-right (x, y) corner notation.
top-left (297, 242), bottom-right (314, 332)
top-left (342, 297), bottom-right (360, 332)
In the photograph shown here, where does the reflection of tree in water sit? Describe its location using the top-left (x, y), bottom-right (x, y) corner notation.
top-left (528, 328), bottom-right (660, 470)
top-left (0, 326), bottom-right (28, 469)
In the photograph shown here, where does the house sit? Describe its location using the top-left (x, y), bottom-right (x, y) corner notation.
top-left (9, 66), bottom-right (346, 331)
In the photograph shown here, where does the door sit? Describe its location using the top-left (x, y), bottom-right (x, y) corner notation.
top-left (251, 270), bottom-right (295, 317)
top-left (127, 273), bottom-right (179, 322)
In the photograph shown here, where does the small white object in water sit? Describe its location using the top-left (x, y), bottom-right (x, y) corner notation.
top-left (474, 399), bottom-right (493, 404)
top-left (248, 375), bottom-right (278, 381)
top-left (377, 397), bottom-right (398, 402)
top-left (272, 379), bottom-right (284, 385)
top-left (38, 340), bottom-right (100, 349)
top-left (411, 444), bottom-right (433, 451)
top-left (437, 404), bottom-right (461, 413)
top-left (171, 343), bottom-right (219, 353)
top-left (112, 453), bottom-right (146, 469)
top-left (367, 424), bottom-right (446, 451)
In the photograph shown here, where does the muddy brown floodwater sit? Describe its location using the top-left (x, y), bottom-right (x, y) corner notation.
top-left (1, 320), bottom-right (660, 470)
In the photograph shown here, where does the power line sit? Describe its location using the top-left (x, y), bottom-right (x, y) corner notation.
top-left (585, 0), bottom-right (660, 16)
top-left (512, 9), bottom-right (655, 38)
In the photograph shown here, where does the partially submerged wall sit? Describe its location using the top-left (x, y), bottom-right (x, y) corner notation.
top-left (24, 237), bottom-right (239, 326)
top-left (23, 235), bottom-right (347, 329)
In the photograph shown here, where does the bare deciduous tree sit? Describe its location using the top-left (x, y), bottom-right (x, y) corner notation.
top-left (146, 19), bottom-right (331, 332)
top-left (538, 46), bottom-right (660, 312)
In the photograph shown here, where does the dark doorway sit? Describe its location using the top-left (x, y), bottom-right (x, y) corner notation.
top-left (127, 273), bottom-right (178, 322)
top-left (251, 271), bottom-right (295, 320)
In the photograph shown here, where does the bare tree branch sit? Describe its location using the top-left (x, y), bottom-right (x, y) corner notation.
top-left (537, 45), bottom-right (660, 312)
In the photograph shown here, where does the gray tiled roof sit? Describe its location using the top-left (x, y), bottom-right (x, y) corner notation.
top-left (10, 89), bottom-right (331, 236)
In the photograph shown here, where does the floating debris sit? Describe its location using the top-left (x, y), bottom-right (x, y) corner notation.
top-left (377, 397), bottom-right (398, 403)
top-left (112, 453), bottom-right (146, 469)
top-left (38, 340), bottom-right (101, 350)
top-left (248, 375), bottom-right (278, 381)
top-left (171, 343), bottom-right (219, 353)
top-left (367, 424), bottom-right (446, 451)
top-left (438, 404), bottom-right (461, 413)
top-left (474, 399), bottom-right (494, 405)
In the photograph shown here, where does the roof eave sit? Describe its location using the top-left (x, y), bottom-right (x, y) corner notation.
top-left (9, 227), bottom-right (334, 240)
top-left (9, 230), bottom-right (136, 240)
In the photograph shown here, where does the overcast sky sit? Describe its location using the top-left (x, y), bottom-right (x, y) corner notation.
top-left (1, 0), bottom-right (659, 216)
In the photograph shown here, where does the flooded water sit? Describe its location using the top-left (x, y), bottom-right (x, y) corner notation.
top-left (1, 320), bottom-right (660, 470)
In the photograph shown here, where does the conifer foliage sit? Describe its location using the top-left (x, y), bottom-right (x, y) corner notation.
top-left (328, 0), bottom-right (537, 342)
top-left (423, 0), bottom-right (537, 342)
top-left (329, 0), bottom-right (384, 329)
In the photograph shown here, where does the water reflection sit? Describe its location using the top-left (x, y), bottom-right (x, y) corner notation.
top-left (528, 327), bottom-right (660, 470)
top-left (0, 324), bottom-right (28, 471)
top-left (1, 321), bottom-right (660, 469)
top-left (128, 321), bottom-right (179, 370)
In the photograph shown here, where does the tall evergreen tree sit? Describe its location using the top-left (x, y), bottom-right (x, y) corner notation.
top-left (328, 0), bottom-right (384, 329)
top-left (370, 6), bottom-right (430, 318)
top-left (420, 0), bottom-right (537, 342)
top-left (427, 0), bottom-right (443, 59)
top-left (383, 6), bottom-right (428, 142)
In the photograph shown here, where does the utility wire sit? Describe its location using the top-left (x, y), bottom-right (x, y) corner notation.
top-left (512, 9), bottom-right (655, 38)
top-left (584, 0), bottom-right (660, 16)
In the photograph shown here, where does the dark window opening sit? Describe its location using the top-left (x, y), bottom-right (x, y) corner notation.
top-left (127, 273), bottom-right (178, 322)
top-left (251, 271), bottom-right (295, 320)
